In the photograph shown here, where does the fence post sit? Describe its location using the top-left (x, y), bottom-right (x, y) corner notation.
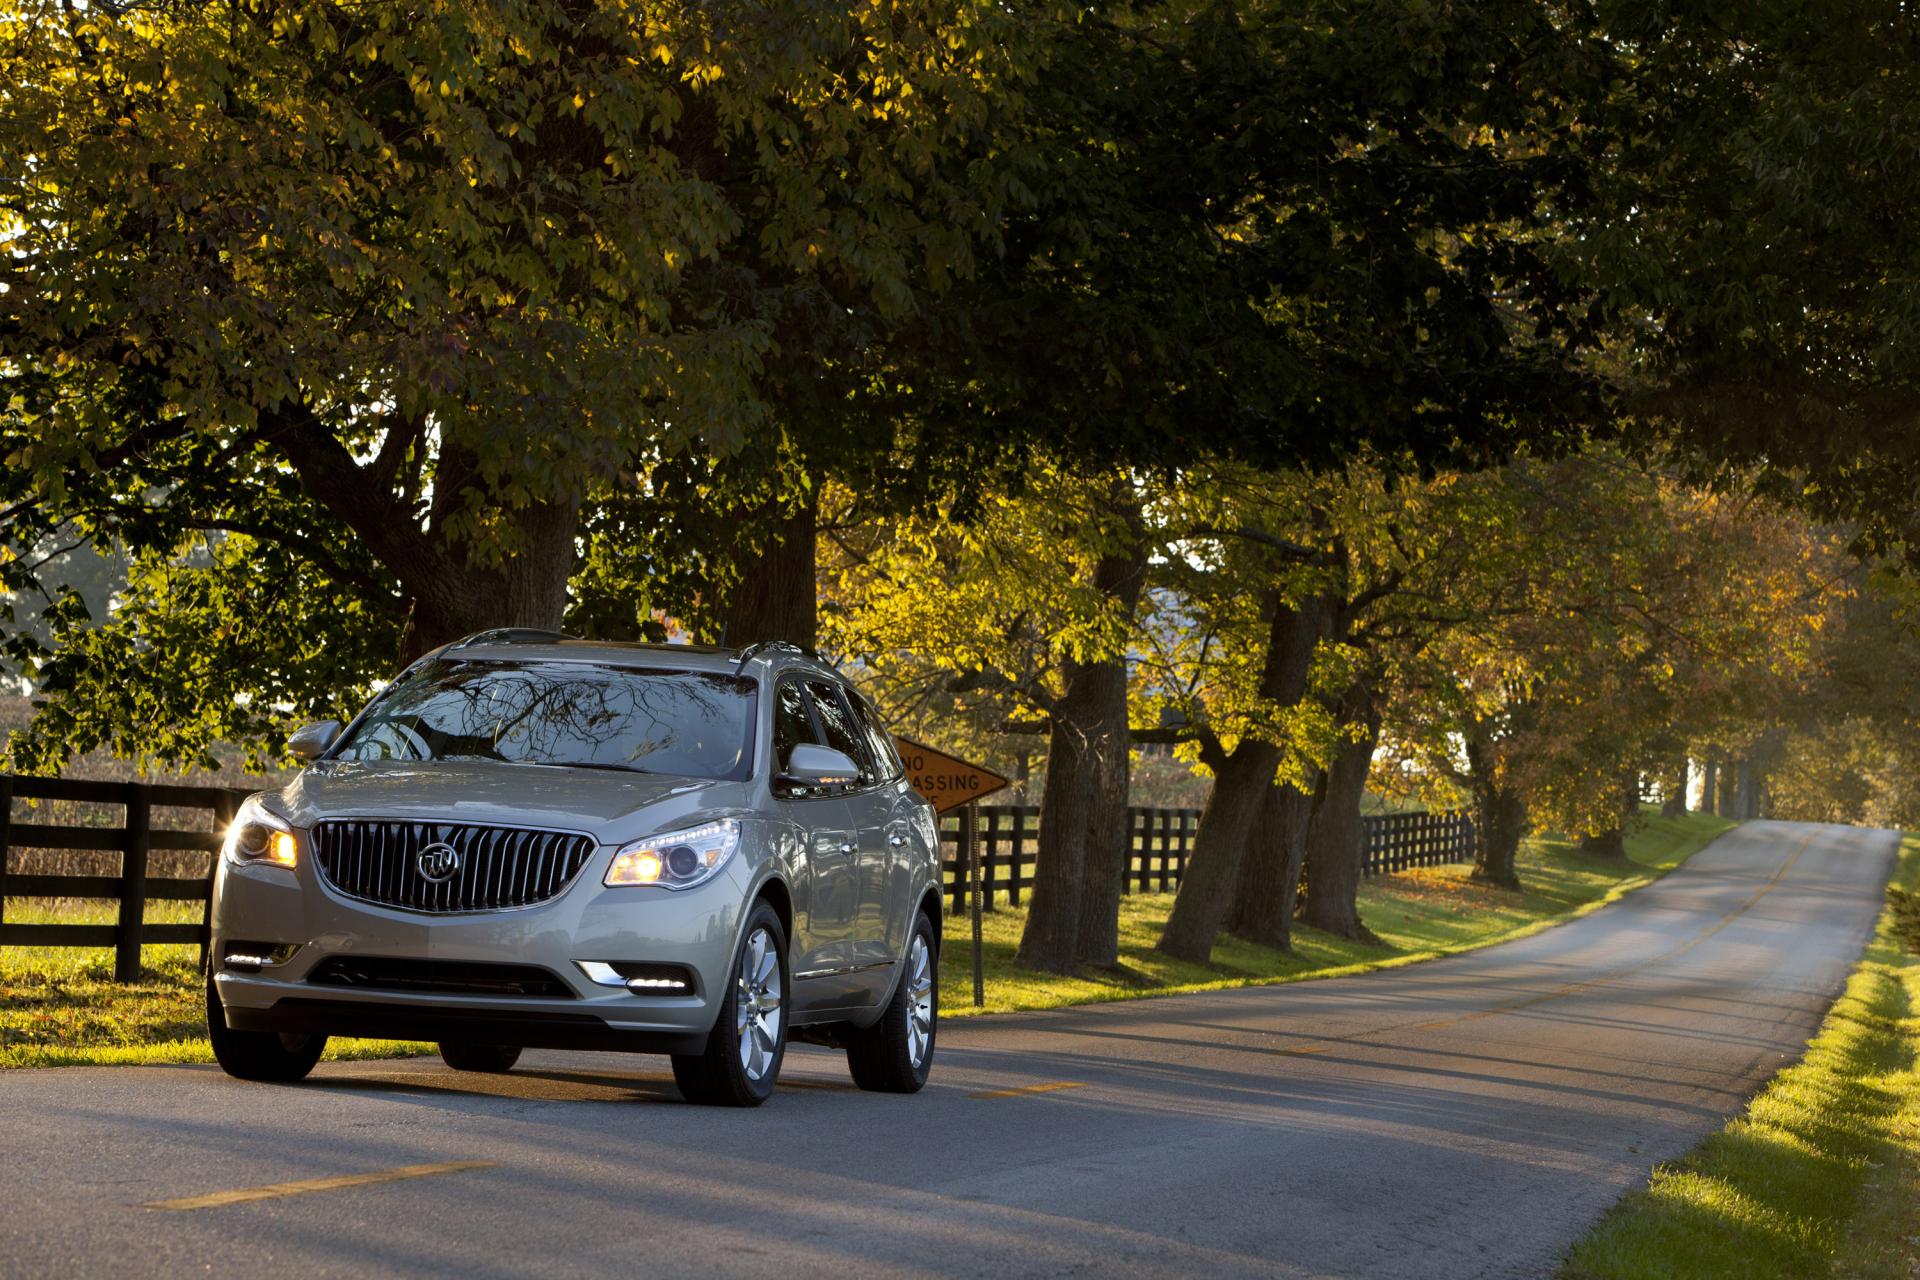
top-left (982, 809), bottom-right (1001, 913)
top-left (115, 783), bottom-right (151, 982)
top-left (1010, 808), bottom-right (1030, 907)
top-left (964, 802), bottom-right (984, 1008)
top-left (205, 792), bottom-right (238, 974)
top-left (0, 774), bottom-right (11, 933)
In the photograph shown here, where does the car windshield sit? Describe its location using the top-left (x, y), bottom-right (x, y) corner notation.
top-left (332, 660), bottom-right (757, 782)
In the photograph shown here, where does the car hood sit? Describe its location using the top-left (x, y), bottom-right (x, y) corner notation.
top-left (270, 759), bottom-right (753, 842)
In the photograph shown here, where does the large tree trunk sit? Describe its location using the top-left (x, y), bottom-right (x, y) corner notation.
top-left (1699, 758), bottom-right (1718, 815)
top-left (1298, 685), bottom-right (1383, 942)
top-left (1157, 595), bottom-right (1328, 964)
top-left (1017, 533), bottom-right (1147, 974)
top-left (1224, 780), bottom-right (1317, 950)
top-left (399, 496), bottom-right (581, 658)
top-left (719, 491), bottom-right (819, 650)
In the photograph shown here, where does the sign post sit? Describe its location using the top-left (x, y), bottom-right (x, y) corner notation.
top-left (963, 802), bottom-right (984, 1007)
top-left (894, 736), bottom-right (1009, 1010)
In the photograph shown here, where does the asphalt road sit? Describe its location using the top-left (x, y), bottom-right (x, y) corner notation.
top-left (0, 820), bottom-right (1896, 1279)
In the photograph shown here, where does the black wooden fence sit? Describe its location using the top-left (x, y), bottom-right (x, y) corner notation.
top-left (0, 776), bottom-right (242, 979)
top-left (0, 774), bottom-right (1474, 980)
top-left (937, 805), bottom-right (1476, 918)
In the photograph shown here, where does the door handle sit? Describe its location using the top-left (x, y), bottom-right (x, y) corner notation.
top-left (887, 833), bottom-right (909, 848)
top-left (840, 842), bottom-right (855, 855)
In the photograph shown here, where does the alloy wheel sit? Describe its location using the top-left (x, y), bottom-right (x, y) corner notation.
top-left (735, 926), bottom-right (783, 1081)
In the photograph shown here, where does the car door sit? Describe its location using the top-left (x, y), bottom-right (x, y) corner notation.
top-left (772, 677), bottom-right (863, 1011)
top-left (801, 679), bottom-right (896, 997)
top-left (849, 688), bottom-right (924, 963)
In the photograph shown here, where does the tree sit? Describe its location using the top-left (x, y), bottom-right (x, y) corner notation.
top-left (0, 0), bottom-right (1026, 765)
top-left (1590, 0), bottom-right (1920, 560)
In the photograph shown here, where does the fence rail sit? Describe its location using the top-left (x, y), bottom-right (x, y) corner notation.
top-left (0, 775), bottom-right (244, 979)
top-left (937, 804), bottom-right (1476, 918)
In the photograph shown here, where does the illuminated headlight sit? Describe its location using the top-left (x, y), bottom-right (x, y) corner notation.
top-left (224, 798), bottom-right (298, 870)
top-left (605, 820), bottom-right (740, 890)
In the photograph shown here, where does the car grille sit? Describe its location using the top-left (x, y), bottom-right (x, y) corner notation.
top-left (310, 820), bottom-right (596, 913)
top-left (306, 956), bottom-right (576, 999)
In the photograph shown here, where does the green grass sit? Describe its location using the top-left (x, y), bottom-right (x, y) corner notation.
top-left (0, 900), bottom-right (428, 1070)
top-left (1561, 832), bottom-right (1920, 1280)
top-left (938, 808), bottom-right (1737, 1016)
top-left (1, 808), bottom-right (1733, 1069)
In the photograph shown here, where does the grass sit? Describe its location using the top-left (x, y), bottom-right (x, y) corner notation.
top-left (1561, 832), bottom-right (1920, 1280)
top-left (0, 900), bottom-right (427, 1070)
top-left (1, 808), bottom-right (1733, 1069)
top-left (937, 808), bottom-right (1737, 1016)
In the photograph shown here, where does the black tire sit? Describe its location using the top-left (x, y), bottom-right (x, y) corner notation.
top-left (438, 1042), bottom-right (522, 1073)
top-left (671, 902), bottom-right (789, 1107)
top-left (846, 912), bottom-right (937, 1094)
top-left (205, 972), bottom-right (327, 1083)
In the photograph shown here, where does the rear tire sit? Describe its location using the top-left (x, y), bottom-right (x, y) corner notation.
top-left (438, 1042), bottom-right (521, 1073)
top-left (846, 912), bottom-right (937, 1093)
top-left (671, 902), bottom-right (789, 1107)
top-left (206, 972), bottom-right (327, 1083)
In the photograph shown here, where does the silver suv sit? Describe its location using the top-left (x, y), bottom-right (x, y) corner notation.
top-left (207, 632), bottom-right (943, 1106)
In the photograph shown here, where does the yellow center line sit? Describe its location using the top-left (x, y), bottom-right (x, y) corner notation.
top-left (145, 1160), bottom-right (497, 1211)
top-left (969, 1081), bottom-right (1089, 1100)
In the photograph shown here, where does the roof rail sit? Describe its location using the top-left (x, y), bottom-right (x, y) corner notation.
top-left (450, 628), bottom-right (580, 649)
top-left (734, 640), bottom-right (812, 665)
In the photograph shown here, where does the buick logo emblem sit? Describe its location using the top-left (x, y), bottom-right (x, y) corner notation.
top-left (416, 841), bottom-right (461, 883)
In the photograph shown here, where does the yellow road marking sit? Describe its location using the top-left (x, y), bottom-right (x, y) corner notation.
top-left (146, 1160), bottom-right (496, 1211)
top-left (969, 1081), bottom-right (1088, 1100)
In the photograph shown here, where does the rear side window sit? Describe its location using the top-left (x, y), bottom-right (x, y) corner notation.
top-left (851, 691), bottom-right (903, 782)
top-left (804, 680), bottom-right (875, 784)
top-left (773, 679), bottom-right (818, 767)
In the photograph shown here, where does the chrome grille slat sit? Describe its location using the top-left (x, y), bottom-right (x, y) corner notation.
top-left (311, 820), bottom-right (594, 914)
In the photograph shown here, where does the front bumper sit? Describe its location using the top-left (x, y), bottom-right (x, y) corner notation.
top-left (211, 842), bottom-right (750, 1056)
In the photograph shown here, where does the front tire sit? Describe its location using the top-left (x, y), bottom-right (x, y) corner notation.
top-left (438, 1042), bottom-right (521, 1073)
top-left (846, 912), bottom-right (937, 1093)
top-left (206, 972), bottom-right (327, 1083)
top-left (671, 902), bottom-right (789, 1107)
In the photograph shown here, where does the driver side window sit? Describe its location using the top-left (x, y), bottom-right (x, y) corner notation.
top-left (773, 679), bottom-right (819, 770)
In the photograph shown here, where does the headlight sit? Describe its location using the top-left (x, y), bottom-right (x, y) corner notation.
top-left (605, 820), bottom-right (740, 891)
top-left (224, 799), bottom-right (298, 870)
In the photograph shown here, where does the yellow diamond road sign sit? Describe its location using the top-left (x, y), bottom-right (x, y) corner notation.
top-left (894, 736), bottom-right (1010, 815)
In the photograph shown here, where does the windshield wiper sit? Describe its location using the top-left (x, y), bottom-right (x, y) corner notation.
top-left (542, 760), bottom-right (657, 776)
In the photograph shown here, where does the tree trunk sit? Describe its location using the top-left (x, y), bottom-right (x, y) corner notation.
top-left (1157, 595), bottom-right (1330, 964)
top-left (1155, 745), bottom-right (1282, 963)
top-left (1735, 758), bottom-right (1759, 820)
top-left (1298, 685), bottom-right (1383, 942)
top-left (719, 491), bottom-right (819, 650)
top-left (1717, 760), bottom-right (1743, 818)
top-left (1579, 827), bottom-right (1626, 857)
top-left (1660, 758), bottom-right (1688, 818)
top-left (1224, 780), bottom-right (1317, 950)
top-left (1699, 759), bottom-right (1718, 815)
top-left (399, 496), bottom-right (581, 658)
top-left (1016, 532), bottom-right (1147, 974)
top-left (1582, 766), bottom-right (1639, 858)
top-left (1016, 682), bottom-right (1099, 973)
top-left (1463, 725), bottom-right (1526, 889)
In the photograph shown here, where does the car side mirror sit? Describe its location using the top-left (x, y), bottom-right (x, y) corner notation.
top-left (778, 744), bottom-right (861, 792)
top-left (287, 719), bottom-right (342, 762)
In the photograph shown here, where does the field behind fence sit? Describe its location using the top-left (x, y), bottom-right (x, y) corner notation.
top-left (0, 775), bottom-right (1476, 982)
